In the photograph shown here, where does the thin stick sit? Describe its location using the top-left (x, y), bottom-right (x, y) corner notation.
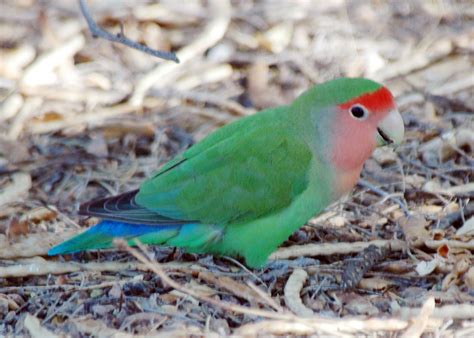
top-left (78, 0), bottom-right (179, 63)
top-left (358, 179), bottom-right (410, 215)
top-left (124, 241), bottom-right (294, 320)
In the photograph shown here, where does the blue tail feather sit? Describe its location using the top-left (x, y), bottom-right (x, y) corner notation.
top-left (48, 220), bottom-right (179, 255)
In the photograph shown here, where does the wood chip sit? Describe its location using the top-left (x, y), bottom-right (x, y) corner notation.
top-left (270, 239), bottom-right (406, 260)
top-left (284, 269), bottom-right (313, 317)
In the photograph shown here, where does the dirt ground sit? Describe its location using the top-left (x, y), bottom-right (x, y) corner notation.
top-left (0, 0), bottom-right (473, 337)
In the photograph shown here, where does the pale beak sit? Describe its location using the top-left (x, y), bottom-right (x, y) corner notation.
top-left (376, 109), bottom-right (404, 146)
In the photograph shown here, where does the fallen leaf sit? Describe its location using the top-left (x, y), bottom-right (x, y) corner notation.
top-left (0, 173), bottom-right (32, 208)
top-left (108, 283), bottom-right (122, 299)
top-left (358, 277), bottom-right (393, 290)
top-left (344, 295), bottom-right (379, 316)
top-left (419, 129), bottom-right (474, 162)
top-left (24, 314), bottom-right (60, 338)
top-left (431, 229), bottom-right (445, 241)
top-left (20, 207), bottom-right (57, 224)
top-left (257, 22), bottom-right (293, 53)
top-left (456, 217), bottom-right (474, 237)
top-left (0, 135), bottom-right (30, 163)
top-left (101, 121), bottom-right (155, 139)
top-left (399, 215), bottom-right (430, 247)
top-left (198, 271), bottom-right (261, 305)
top-left (416, 257), bottom-right (441, 276)
top-left (6, 218), bottom-right (29, 239)
top-left (372, 147), bottom-right (398, 165)
top-left (86, 133), bottom-right (108, 157)
top-left (465, 267), bottom-right (474, 290)
top-left (437, 244), bottom-right (449, 258)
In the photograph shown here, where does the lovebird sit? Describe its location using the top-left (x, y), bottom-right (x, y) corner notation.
top-left (49, 78), bottom-right (404, 267)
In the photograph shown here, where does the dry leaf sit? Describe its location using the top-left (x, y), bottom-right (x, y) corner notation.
top-left (32, 111), bottom-right (63, 123)
top-left (198, 271), bottom-right (261, 305)
top-left (372, 147), bottom-right (398, 165)
top-left (405, 175), bottom-right (425, 189)
top-left (437, 244), bottom-right (449, 258)
top-left (0, 135), bottom-right (30, 163)
top-left (6, 218), bottom-right (29, 239)
top-left (358, 277), bottom-right (393, 290)
top-left (102, 122), bottom-right (155, 139)
top-left (20, 207), bottom-right (57, 223)
top-left (0, 172), bottom-right (32, 208)
top-left (86, 134), bottom-right (109, 157)
top-left (344, 296), bottom-right (379, 316)
top-left (24, 314), bottom-right (60, 338)
top-left (328, 215), bottom-right (347, 228)
top-left (419, 129), bottom-right (474, 162)
top-left (399, 215), bottom-right (430, 247)
top-left (416, 257), bottom-right (441, 276)
top-left (465, 267), bottom-right (474, 290)
top-left (257, 22), bottom-right (293, 53)
top-left (431, 229), bottom-right (445, 241)
top-left (108, 283), bottom-right (122, 299)
top-left (456, 217), bottom-right (474, 237)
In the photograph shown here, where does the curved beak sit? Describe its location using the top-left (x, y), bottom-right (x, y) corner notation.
top-left (376, 109), bottom-right (404, 146)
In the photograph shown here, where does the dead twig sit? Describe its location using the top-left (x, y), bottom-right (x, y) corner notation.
top-left (235, 317), bottom-right (409, 336)
top-left (124, 240), bottom-right (293, 320)
top-left (401, 297), bottom-right (436, 338)
top-left (397, 303), bottom-right (474, 320)
top-left (358, 179), bottom-right (409, 215)
top-left (126, 241), bottom-right (412, 336)
top-left (78, 0), bottom-right (179, 63)
top-left (0, 256), bottom-right (207, 278)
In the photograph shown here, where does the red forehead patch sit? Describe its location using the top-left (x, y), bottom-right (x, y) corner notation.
top-left (338, 86), bottom-right (394, 112)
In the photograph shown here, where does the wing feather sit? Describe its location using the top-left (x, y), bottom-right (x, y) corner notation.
top-left (136, 107), bottom-right (313, 224)
top-left (79, 190), bottom-right (190, 225)
top-left (80, 106), bottom-right (313, 226)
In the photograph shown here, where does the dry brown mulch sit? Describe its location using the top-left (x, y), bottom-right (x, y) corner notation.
top-left (0, 0), bottom-right (473, 336)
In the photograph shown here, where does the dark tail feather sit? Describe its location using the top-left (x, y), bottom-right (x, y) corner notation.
top-left (79, 190), bottom-right (189, 225)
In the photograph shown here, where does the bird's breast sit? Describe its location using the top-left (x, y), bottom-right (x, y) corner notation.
top-left (332, 165), bottom-right (363, 199)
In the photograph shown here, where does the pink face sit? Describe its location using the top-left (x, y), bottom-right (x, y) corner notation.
top-left (329, 87), bottom-right (398, 173)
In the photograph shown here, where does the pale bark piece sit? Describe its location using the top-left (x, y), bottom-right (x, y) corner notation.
top-left (270, 239), bottom-right (406, 260)
top-left (401, 297), bottom-right (435, 338)
top-left (284, 269), bottom-right (313, 317)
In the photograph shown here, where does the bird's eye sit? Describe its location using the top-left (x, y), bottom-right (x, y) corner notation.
top-left (349, 104), bottom-right (369, 120)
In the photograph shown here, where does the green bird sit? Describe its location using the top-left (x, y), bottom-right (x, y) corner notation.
top-left (49, 78), bottom-right (404, 267)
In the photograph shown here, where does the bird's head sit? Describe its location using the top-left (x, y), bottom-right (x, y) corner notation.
top-left (293, 77), bottom-right (404, 195)
top-left (318, 78), bottom-right (404, 172)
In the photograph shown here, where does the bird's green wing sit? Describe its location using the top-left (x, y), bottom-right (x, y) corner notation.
top-left (136, 107), bottom-right (313, 224)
